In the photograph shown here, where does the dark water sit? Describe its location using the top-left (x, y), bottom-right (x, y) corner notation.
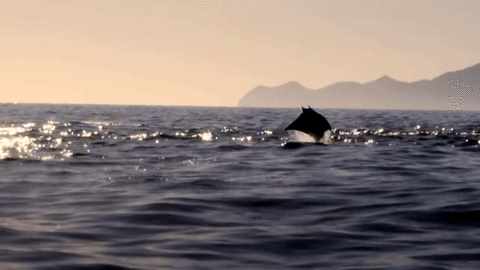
top-left (1, 104), bottom-right (480, 270)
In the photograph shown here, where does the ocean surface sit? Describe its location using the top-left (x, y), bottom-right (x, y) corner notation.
top-left (1, 104), bottom-right (480, 270)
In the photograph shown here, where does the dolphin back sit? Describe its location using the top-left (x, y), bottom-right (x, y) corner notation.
top-left (285, 107), bottom-right (332, 141)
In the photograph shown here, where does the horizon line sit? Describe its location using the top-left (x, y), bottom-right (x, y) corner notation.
top-left (2, 102), bottom-right (479, 113)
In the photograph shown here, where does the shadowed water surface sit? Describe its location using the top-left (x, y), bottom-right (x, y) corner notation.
top-left (1, 104), bottom-right (480, 269)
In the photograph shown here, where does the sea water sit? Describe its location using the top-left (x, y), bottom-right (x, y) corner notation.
top-left (1, 104), bottom-right (480, 269)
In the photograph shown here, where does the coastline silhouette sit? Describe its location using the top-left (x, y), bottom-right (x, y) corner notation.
top-left (239, 63), bottom-right (480, 111)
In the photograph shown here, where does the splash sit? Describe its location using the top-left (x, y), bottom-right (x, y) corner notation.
top-left (198, 131), bottom-right (213, 141)
top-left (289, 131), bottom-right (316, 143)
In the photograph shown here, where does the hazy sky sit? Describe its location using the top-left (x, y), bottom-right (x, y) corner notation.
top-left (1, 0), bottom-right (479, 106)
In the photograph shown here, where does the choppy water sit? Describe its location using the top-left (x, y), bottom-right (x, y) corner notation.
top-left (1, 104), bottom-right (480, 270)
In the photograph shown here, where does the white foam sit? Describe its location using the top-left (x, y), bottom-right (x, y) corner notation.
top-left (290, 131), bottom-right (315, 143)
top-left (198, 131), bottom-right (213, 141)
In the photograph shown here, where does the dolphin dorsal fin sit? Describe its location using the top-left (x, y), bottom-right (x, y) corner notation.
top-left (285, 107), bottom-right (333, 142)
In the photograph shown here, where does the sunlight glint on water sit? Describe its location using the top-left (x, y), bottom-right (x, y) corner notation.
top-left (1, 105), bottom-right (480, 270)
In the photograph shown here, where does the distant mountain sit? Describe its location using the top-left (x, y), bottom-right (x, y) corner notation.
top-left (238, 63), bottom-right (480, 110)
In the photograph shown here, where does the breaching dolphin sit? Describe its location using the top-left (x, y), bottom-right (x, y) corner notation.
top-left (285, 107), bottom-right (332, 142)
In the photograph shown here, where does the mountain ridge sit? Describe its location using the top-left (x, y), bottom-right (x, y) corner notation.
top-left (238, 63), bottom-right (480, 110)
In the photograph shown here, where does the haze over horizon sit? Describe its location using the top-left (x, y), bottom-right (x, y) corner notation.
top-left (2, 0), bottom-right (480, 106)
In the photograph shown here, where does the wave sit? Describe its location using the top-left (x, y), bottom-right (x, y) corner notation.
top-left (1, 118), bottom-right (479, 161)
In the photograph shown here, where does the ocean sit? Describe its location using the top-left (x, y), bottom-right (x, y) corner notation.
top-left (1, 104), bottom-right (480, 270)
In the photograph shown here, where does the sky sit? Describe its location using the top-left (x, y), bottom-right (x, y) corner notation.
top-left (1, 0), bottom-right (479, 106)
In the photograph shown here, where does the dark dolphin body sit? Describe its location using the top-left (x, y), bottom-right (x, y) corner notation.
top-left (285, 107), bottom-right (332, 142)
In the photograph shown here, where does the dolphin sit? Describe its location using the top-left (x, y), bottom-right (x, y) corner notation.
top-left (285, 107), bottom-right (332, 143)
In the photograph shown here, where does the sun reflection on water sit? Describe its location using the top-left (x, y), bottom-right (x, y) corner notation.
top-left (0, 121), bottom-right (72, 161)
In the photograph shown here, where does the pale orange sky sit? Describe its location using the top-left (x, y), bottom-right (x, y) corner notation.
top-left (1, 0), bottom-right (479, 106)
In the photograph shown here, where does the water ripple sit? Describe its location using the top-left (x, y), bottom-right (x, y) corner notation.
top-left (1, 105), bottom-right (480, 269)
